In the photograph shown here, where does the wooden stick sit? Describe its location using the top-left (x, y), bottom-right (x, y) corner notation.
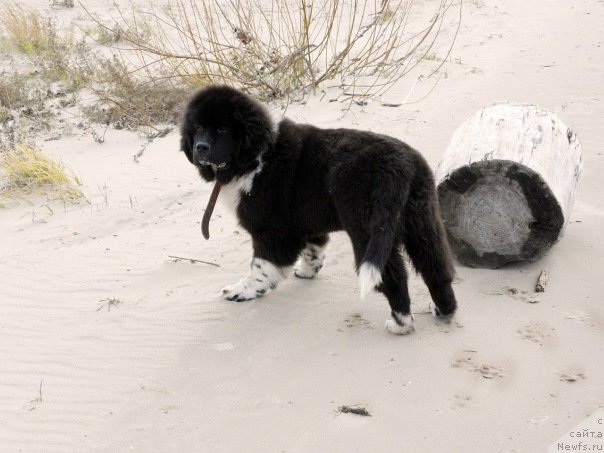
top-left (535, 269), bottom-right (549, 292)
top-left (338, 405), bottom-right (371, 417)
top-left (168, 255), bottom-right (220, 267)
top-left (202, 181), bottom-right (222, 240)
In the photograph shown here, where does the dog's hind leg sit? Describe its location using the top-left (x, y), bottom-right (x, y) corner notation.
top-left (295, 234), bottom-right (329, 279)
top-left (379, 249), bottom-right (414, 335)
top-left (356, 184), bottom-right (408, 300)
top-left (345, 227), bottom-right (414, 335)
top-left (332, 164), bottom-right (410, 313)
top-left (403, 173), bottom-right (458, 320)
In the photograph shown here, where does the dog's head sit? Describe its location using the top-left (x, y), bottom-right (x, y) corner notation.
top-left (180, 85), bottom-right (275, 184)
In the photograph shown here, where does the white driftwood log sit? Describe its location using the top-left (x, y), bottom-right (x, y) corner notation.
top-left (436, 103), bottom-right (583, 269)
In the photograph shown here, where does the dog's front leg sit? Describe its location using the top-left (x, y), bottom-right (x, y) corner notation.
top-left (222, 257), bottom-right (291, 302)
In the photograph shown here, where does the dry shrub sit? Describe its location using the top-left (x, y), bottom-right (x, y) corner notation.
top-left (0, 4), bottom-right (179, 133)
top-left (82, 55), bottom-right (187, 131)
top-left (49, 0), bottom-right (75, 8)
top-left (85, 0), bottom-right (461, 100)
top-left (89, 22), bottom-right (126, 46)
top-left (0, 73), bottom-right (33, 110)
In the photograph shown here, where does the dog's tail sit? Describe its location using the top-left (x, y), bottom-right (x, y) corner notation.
top-left (358, 185), bottom-right (406, 299)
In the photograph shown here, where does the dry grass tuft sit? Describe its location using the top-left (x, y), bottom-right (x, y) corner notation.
top-left (0, 5), bottom-right (89, 90)
top-left (0, 143), bottom-right (84, 202)
top-left (0, 4), bottom-right (54, 55)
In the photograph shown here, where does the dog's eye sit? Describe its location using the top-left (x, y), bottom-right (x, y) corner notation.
top-left (217, 127), bottom-right (227, 134)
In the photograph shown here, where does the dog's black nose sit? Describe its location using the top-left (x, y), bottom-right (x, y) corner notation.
top-left (194, 140), bottom-right (210, 153)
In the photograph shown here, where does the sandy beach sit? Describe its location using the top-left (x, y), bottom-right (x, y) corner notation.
top-left (1, 0), bottom-right (603, 452)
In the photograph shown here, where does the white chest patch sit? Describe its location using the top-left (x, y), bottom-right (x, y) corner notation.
top-left (218, 157), bottom-right (264, 216)
top-left (219, 180), bottom-right (242, 216)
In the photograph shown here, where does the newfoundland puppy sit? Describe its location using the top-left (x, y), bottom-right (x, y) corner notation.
top-left (180, 85), bottom-right (457, 334)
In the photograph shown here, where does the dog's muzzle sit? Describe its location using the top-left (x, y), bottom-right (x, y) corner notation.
top-left (198, 159), bottom-right (228, 171)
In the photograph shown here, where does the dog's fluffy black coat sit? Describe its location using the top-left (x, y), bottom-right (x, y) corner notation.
top-left (181, 85), bottom-right (457, 333)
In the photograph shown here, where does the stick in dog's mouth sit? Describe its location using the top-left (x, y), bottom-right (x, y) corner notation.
top-left (202, 181), bottom-right (222, 239)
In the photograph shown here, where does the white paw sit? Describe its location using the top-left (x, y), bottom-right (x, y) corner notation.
top-left (294, 266), bottom-right (318, 279)
top-left (222, 277), bottom-right (264, 302)
top-left (294, 245), bottom-right (325, 279)
top-left (222, 258), bottom-right (289, 302)
top-left (294, 258), bottom-right (322, 279)
top-left (430, 303), bottom-right (455, 322)
top-left (385, 313), bottom-right (415, 335)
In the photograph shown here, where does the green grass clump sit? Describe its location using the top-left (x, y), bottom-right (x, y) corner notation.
top-left (1, 143), bottom-right (84, 202)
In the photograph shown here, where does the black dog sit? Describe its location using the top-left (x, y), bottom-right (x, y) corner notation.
top-left (180, 85), bottom-right (458, 334)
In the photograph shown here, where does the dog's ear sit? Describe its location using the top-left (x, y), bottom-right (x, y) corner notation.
top-left (235, 110), bottom-right (272, 168)
top-left (180, 119), bottom-right (195, 163)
